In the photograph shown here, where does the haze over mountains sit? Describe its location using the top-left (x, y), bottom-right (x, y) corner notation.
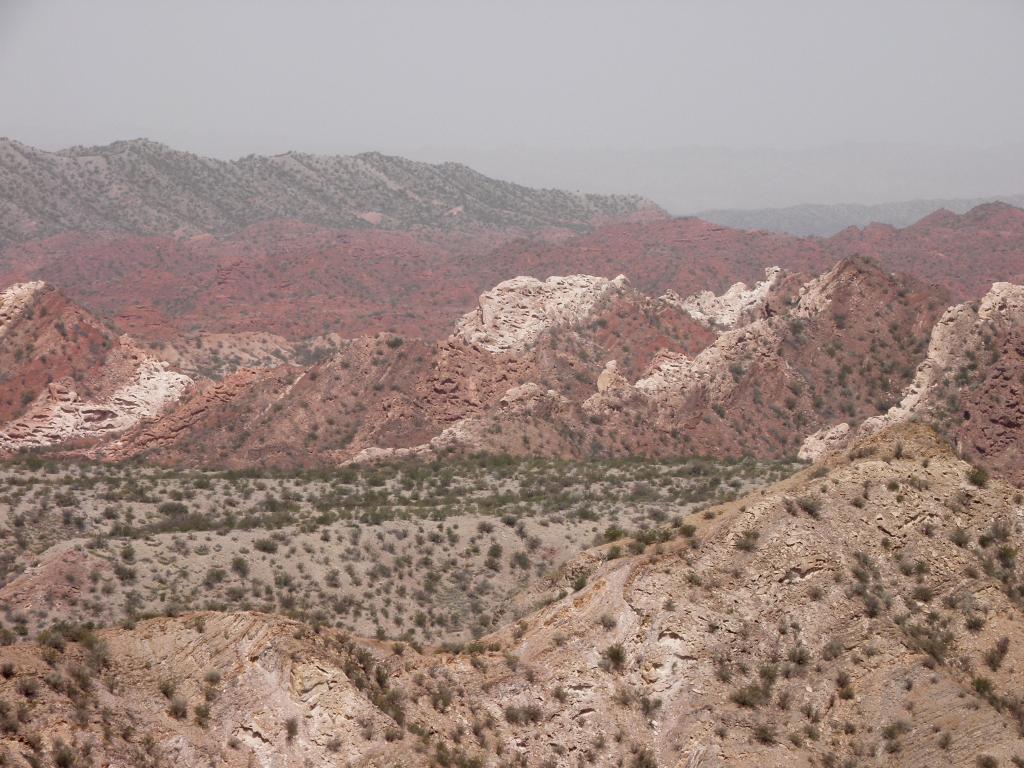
top-left (698, 193), bottom-right (1024, 237)
top-left (5, 0), bottom-right (1024, 763)
top-left (7, 137), bottom-right (1024, 240)
top-left (411, 142), bottom-right (1024, 233)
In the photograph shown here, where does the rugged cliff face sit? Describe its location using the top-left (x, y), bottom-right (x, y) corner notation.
top-left (99, 273), bottom-right (714, 468)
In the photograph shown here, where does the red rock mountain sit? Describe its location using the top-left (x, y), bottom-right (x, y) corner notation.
top-left (0, 281), bottom-right (116, 422)
top-left (1, 139), bottom-right (1021, 481)
top-left (71, 258), bottom-right (948, 472)
top-left (4, 260), bottom-right (1019, 486)
top-left (0, 223), bottom-right (528, 339)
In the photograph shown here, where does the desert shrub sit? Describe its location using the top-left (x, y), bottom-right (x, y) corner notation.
top-left (950, 528), bottom-right (970, 548)
top-left (730, 681), bottom-right (769, 708)
top-left (168, 695), bottom-right (188, 719)
top-left (504, 704), bottom-right (543, 725)
top-left (822, 638), bottom-right (844, 661)
top-left (796, 495), bottom-right (822, 518)
top-left (985, 637), bottom-right (1010, 671)
top-left (51, 741), bottom-right (76, 768)
top-left (158, 501), bottom-right (188, 516)
top-left (735, 529), bottom-right (760, 552)
top-left (194, 703), bottom-right (210, 727)
top-left (603, 643), bottom-right (626, 671)
top-left (967, 466), bottom-right (989, 487)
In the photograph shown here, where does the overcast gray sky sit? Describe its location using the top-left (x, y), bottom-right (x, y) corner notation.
top-left (2, 0), bottom-right (1022, 155)
top-left (2, 0), bottom-right (1023, 210)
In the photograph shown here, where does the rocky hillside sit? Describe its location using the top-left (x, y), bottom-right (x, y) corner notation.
top-left (0, 281), bottom-right (190, 447)
top-left (0, 223), bottom-right (525, 340)
top-left (828, 203), bottom-right (1024, 300)
top-left (0, 281), bottom-right (112, 422)
top-left (0, 138), bottom-right (662, 242)
top-left (809, 280), bottom-right (1024, 485)
top-left (4, 260), bottom-right (1022, 487)
top-left (3, 423), bottom-right (1024, 767)
top-left (76, 258), bottom-right (945, 470)
top-left (488, 202), bottom-right (1024, 305)
top-left (96, 273), bottom-right (716, 468)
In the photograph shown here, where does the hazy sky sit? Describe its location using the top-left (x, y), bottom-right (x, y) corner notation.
top-left (2, 0), bottom-right (1023, 159)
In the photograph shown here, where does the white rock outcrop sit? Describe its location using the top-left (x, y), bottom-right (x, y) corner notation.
top-left (798, 422), bottom-right (851, 461)
top-left (634, 350), bottom-right (699, 396)
top-left (635, 318), bottom-right (783, 403)
top-left (454, 274), bottom-right (629, 353)
top-left (0, 359), bottom-right (192, 450)
top-left (0, 280), bottom-right (46, 337)
top-left (666, 266), bottom-right (781, 329)
top-left (595, 359), bottom-right (630, 394)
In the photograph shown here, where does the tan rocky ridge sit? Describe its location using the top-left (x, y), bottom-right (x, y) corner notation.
top-left (3, 423), bottom-right (1024, 767)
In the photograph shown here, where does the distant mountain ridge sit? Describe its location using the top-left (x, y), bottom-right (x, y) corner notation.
top-left (0, 138), bottom-right (662, 242)
top-left (698, 193), bottom-right (1024, 236)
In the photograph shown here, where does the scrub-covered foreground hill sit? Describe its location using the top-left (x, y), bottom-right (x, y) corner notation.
top-left (2, 424), bottom-right (1023, 767)
top-left (0, 453), bottom-right (795, 640)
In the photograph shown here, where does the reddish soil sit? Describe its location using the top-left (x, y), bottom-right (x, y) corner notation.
top-left (0, 222), bottom-right (551, 340)
top-left (1, 204), bottom-right (1020, 345)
